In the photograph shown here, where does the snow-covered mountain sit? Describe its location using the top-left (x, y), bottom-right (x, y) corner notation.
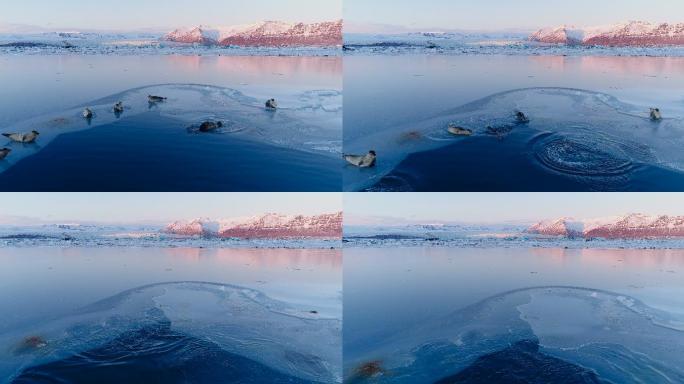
top-left (526, 217), bottom-right (584, 238)
top-left (163, 20), bottom-right (342, 46)
top-left (163, 217), bottom-right (221, 237)
top-left (529, 21), bottom-right (684, 46)
top-left (528, 26), bottom-right (585, 45)
top-left (527, 214), bottom-right (684, 239)
top-left (163, 212), bottom-right (343, 239)
top-left (161, 26), bottom-right (221, 44)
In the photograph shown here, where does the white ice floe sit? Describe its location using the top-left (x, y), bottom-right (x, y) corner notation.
top-left (0, 282), bottom-right (342, 383)
top-left (0, 83), bottom-right (341, 173)
top-left (345, 286), bottom-right (684, 383)
top-left (344, 87), bottom-right (684, 191)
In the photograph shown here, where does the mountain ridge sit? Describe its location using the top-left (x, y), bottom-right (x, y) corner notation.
top-left (163, 20), bottom-right (343, 46)
top-left (527, 213), bottom-right (684, 239)
top-left (163, 212), bottom-right (343, 239)
top-left (529, 21), bottom-right (684, 46)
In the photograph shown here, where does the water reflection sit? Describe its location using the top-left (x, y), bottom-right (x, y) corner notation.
top-left (529, 247), bottom-right (684, 267)
top-left (162, 247), bottom-right (342, 268)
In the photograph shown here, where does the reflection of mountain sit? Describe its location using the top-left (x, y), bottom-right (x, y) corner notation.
top-left (528, 248), bottom-right (684, 268)
top-left (530, 21), bottom-right (684, 46)
top-left (163, 20), bottom-right (343, 46)
top-left (527, 55), bottom-right (684, 78)
top-left (528, 214), bottom-right (684, 239)
top-left (164, 212), bottom-right (343, 239)
top-left (163, 55), bottom-right (342, 78)
top-left (162, 248), bottom-right (342, 269)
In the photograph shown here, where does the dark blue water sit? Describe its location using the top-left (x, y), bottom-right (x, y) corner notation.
top-left (345, 340), bottom-right (605, 384)
top-left (0, 112), bottom-right (340, 191)
top-left (12, 315), bottom-right (315, 384)
top-left (433, 340), bottom-right (606, 384)
top-left (369, 133), bottom-right (684, 192)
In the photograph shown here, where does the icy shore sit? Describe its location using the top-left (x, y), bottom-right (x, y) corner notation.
top-left (0, 33), bottom-right (340, 56)
top-left (343, 33), bottom-right (684, 56)
top-left (344, 224), bottom-right (684, 249)
top-left (0, 225), bottom-right (341, 249)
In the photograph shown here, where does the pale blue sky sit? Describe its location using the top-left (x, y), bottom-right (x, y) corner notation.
top-left (345, 193), bottom-right (684, 225)
top-left (0, 0), bottom-right (341, 31)
top-left (0, 193), bottom-right (341, 224)
top-left (345, 0), bottom-right (684, 32)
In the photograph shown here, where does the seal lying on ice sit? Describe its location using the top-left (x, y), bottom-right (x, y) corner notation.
top-left (148, 95), bottom-right (167, 103)
top-left (447, 123), bottom-right (473, 136)
top-left (2, 130), bottom-right (40, 143)
top-left (344, 150), bottom-right (377, 168)
top-left (650, 108), bottom-right (662, 121)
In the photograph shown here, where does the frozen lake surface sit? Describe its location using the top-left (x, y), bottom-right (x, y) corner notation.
top-left (343, 55), bottom-right (684, 191)
top-left (0, 55), bottom-right (342, 191)
top-left (0, 247), bottom-right (342, 383)
top-left (344, 247), bottom-right (684, 383)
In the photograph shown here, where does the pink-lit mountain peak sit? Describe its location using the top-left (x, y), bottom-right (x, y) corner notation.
top-left (163, 20), bottom-right (343, 47)
top-left (529, 20), bottom-right (684, 46)
top-left (527, 213), bottom-right (684, 239)
top-left (163, 212), bottom-right (342, 239)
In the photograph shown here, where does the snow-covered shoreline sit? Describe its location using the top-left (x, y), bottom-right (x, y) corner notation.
top-left (0, 43), bottom-right (341, 56)
top-left (343, 32), bottom-right (684, 56)
top-left (343, 236), bottom-right (684, 249)
top-left (0, 225), bottom-right (342, 249)
top-left (344, 219), bottom-right (684, 249)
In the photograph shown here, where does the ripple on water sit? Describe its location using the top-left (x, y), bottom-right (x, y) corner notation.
top-left (531, 131), bottom-right (635, 177)
top-left (344, 87), bottom-right (684, 192)
top-left (527, 126), bottom-right (659, 190)
top-left (0, 83), bottom-right (341, 173)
